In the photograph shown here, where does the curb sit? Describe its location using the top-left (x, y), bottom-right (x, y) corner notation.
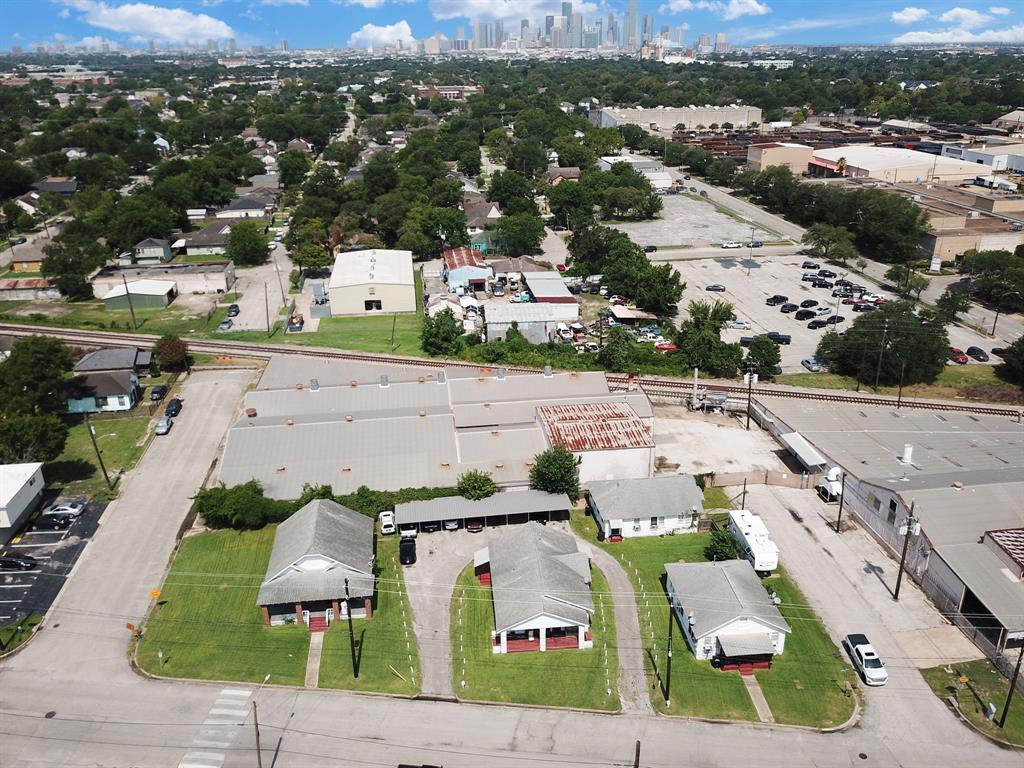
top-left (450, 694), bottom-right (622, 716)
top-left (944, 695), bottom-right (1024, 751)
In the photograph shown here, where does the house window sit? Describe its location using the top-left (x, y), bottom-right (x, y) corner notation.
top-left (650, 516), bottom-right (659, 529)
top-left (364, 300), bottom-right (382, 311)
top-left (118, 396), bottom-right (127, 407)
top-left (887, 498), bottom-right (898, 525)
top-left (868, 492), bottom-right (881, 512)
top-left (97, 396), bottom-right (109, 407)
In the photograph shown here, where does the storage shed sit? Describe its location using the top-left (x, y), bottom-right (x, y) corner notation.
top-left (101, 279), bottom-right (177, 309)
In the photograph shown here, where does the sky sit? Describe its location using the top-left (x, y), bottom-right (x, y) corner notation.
top-left (2, 0), bottom-right (1022, 52)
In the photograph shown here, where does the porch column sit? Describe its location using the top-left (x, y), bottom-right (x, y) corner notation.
top-left (331, 599), bottom-right (341, 622)
top-left (261, 605), bottom-right (270, 626)
top-left (500, 631), bottom-right (507, 653)
top-left (578, 624), bottom-right (585, 647)
top-left (539, 627), bottom-right (547, 652)
top-left (294, 602), bottom-right (303, 624)
top-left (364, 596), bottom-right (373, 619)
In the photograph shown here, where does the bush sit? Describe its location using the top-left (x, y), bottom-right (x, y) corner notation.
top-left (704, 529), bottom-right (741, 562)
top-left (457, 470), bottom-right (497, 500)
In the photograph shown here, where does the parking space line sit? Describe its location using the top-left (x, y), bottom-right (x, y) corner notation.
top-left (0, 600), bottom-right (23, 604)
top-left (0, 584), bottom-right (32, 589)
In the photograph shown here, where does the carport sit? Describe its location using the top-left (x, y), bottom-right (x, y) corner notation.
top-left (778, 432), bottom-right (827, 471)
top-left (394, 490), bottom-right (572, 532)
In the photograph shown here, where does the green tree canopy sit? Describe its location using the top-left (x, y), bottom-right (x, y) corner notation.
top-left (457, 470), bottom-right (498, 500)
top-left (421, 307), bottom-right (462, 355)
top-left (745, 335), bottom-right (782, 379)
top-left (529, 444), bottom-right (582, 502)
top-left (226, 220), bottom-right (268, 267)
top-left (0, 336), bottom-right (73, 415)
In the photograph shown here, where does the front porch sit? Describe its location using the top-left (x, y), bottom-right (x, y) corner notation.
top-left (262, 596), bottom-right (373, 631)
top-left (491, 625), bottom-right (593, 654)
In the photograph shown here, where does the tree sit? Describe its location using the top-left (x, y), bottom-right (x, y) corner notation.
top-left (995, 336), bottom-right (1024, 386)
top-left (635, 263), bottom-right (685, 317)
top-left (676, 328), bottom-right (744, 377)
top-left (508, 138), bottom-right (548, 179)
top-left (0, 336), bottom-right (73, 415)
top-left (884, 263), bottom-right (928, 299)
top-left (598, 327), bottom-right (632, 372)
top-left (457, 149), bottom-right (481, 177)
top-left (705, 158), bottom-right (738, 186)
top-left (226, 221), bottom-right (268, 267)
top-left (0, 414), bottom-right (69, 463)
top-left (492, 213), bottom-right (545, 256)
top-left (934, 288), bottom-right (972, 322)
top-left (41, 236), bottom-right (107, 300)
top-left (421, 307), bottom-right (462, 355)
top-left (154, 334), bottom-right (189, 372)
top-left (704, 529), bottom-right (741, 561)
top-left (457, 470), bottom-right (498, 500)
top-left (105, 195), bottom-right (177, 253)
top-left (277, 150), bottom-right (312, 188)
top-left (907, 272), bottom-right (930, 301)
top-left (685, 299), bottom-right (735, 334)
top-left (529, 444), bottom-right (582, 502)
top-left (292, 242), bottom-right (332, 274)
top-left (801, 223), bottom-right (857, 263)
top-left (487, 170), bottom-right (533, 210)
top-left (746, 336), bottom-right (781, 378)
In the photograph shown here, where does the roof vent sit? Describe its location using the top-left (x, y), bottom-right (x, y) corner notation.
top-left (497, 367), bottom-right (507, 380)
top-left (952, 480), bottom-right (964, 490)
top-left (543, 364), bottom-right (553, 378)
top-left (495, 463), bottom-right (504, 469)
top-left (484, 402), bottom-right (491, 408)
top-left (418, 376), bottom-right (425, 383)
top-left (441, 462), bottom-right (451, 468)
top-left (351, 380), bottom-right (358, 387)
top-left (491, 430), bottom-right (499, 436)
top-left (245, 408), bottom-right (257, 418)
top-left (286, 419), bottom-right (294, 426)
top-left (900, 443), bottom-right (914, 464)
top-left (296, 383), bottom-right (303, 390)
top-left (379, 374), bottom-right (389, 388)
top-left (345, 415), bottom-right (353, 422)
top-left (310, 378), bottom-right (320, 392)
top-left (276, 465), bottom-right (286, 473)
top-left (419, 409), bottom-right (427, 417)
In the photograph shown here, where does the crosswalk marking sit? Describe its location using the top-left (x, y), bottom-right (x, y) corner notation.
top-left (220, 688), bottom-right (251, 697)
top-left (178, 688), bottom-right (253, 768)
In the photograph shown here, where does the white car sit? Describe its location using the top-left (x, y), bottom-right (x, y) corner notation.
top-left (801, 357), bottom-right (822, 372)
top-left (399, 523), bottom-right (418, 539)
top-left (814, 306), bottom-right (832, 316)
top-left (721, 240), bottom-right (742, 249)
top-left (637, 333), bottom-right (658, 343)
top-left (42, 502), bottom-right (85, 518)
top-left (727, 319), bottom-right (751, 330)
top-left (378, 511), bottom-right (396, 535)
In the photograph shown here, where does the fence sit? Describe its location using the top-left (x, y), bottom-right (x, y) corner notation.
top-left (707, 470), bottom-right (822, 490)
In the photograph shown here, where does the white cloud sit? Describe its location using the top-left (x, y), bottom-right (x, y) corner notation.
top-left (731, 14), bottom-right (861, 41)
top-left (58, 7), bottom-right (71, 18)
top-left (989, 5), bottom-right (1011, 14)
top-left (659, 0), bottom-right (694, 10)
top-left (261, 0), bottom-right (307, 5)
top-left (938, 7), bottom-right (990, 28)
top-left (429, 0), bottom-right (596, 21)
top-left (346, 19), bottom-right (415, 48)
top-left (891, 6), bottom-right (929, 24)
top-left (661, 0), bottom-right (770, 18)
top-left (715, 0), bottom-right (770, 19)
top-left (333, 0), bottom-right (413, 7)
top-left (892, 23), bottom-right (1024, 43)
top-left (59, 0), bottom-right (235, 42)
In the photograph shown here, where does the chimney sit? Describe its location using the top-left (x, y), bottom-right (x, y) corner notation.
top-left (379, 374), bottom-right (389, 388)
top-left (543, 364), bottom-right (553, 378)
top-left (497, 367), bottom-right (506, 381)
top-left (310, 378), bottom-right (320, 392)
top-left (901, 443), bottom-right (914, 464)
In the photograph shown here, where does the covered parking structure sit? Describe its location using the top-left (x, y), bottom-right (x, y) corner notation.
top-left (393, 490), bottom-right (572, 533)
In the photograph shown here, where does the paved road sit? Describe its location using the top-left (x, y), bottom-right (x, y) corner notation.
top-left (228, 246), bottom-right (292, 332)
top-left (541, 226), bottom-right (570, 266)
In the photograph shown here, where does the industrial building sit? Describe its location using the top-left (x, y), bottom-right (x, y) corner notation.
top-left (483, 301), bottom-right (580, 344)
top-left (91, 262), bottom-right (236, 297)
top-left (597, 153), bottom-right (673, 189)
top-left (327, 249), bottom-right (416, 316)
top-left (753, 395), bottom-right (1024, 657)
top-left (808, 146), bottom-right (983, 184)
top-left (746, 142), bottom-right (813, 174)
top-left (218, 357), bottom-right (653, 498)
top-left (0, 463), bottom-right (44, 545)
top-left (593, 104), bottom-right (763, 132)
top-left (101, 279), bottom-right (177, 310)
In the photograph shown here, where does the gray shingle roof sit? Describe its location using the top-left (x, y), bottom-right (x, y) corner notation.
top-left (66, 370), bottom-right (136, 400)
top-left (664, 560), bottom-right (790, 640)
top-left (257, 499), bottom-right (374, 606)
top-left (74, 347), bottom-right (151, 373)
top-left (587, 475), bottom-right (704, 521)
top-left (488, 522), bottom-right (593, 633)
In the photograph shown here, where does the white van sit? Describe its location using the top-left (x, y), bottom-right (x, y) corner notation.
top-left (378, 511), bottom-right (396, 535)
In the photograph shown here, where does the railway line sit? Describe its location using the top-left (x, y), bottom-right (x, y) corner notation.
top-left (3, 321), bottom-right (1021, 419)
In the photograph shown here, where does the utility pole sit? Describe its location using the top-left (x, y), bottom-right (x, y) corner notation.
top-left (835, 471), bottom-right (846, 533)
top-left (264, 282), bottom-right (271, 337)
top-left (874, 318), bottom-right (889, 390)
top-left (344, 577), bottom-right (358, 678)
top-left (390, 312), bottom-right (397, 353)
top-left (665, 600), bottom-right (674, 706)
top-left (633, 740), bottom-right (641, 768)
top-left (744, 371), bottom-right (758, 430)
top-left (121, 274), bottom-right (138, 330)
top-left (999, 644), bottom-right (1024, 728)
top-left (893, 501), bottom-right (918, 602)
top-left (253, 700), bottom-right (264, 768)
top-left (740, 478), bottom-right (748, 509)
top-left (896, 357), bottom-right (907, 409)
top-left (84, 414), bottom-right (113, 490)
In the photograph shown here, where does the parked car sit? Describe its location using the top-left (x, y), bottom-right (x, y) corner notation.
top-left (766, 295), bottom-right (788, 306)
top-left (812, 279), bottom-right (834, 289)
top-left (852, 302), bottom-right (876, 312)
top-left (818, 269), bottom-right (837, 278)
top-left (13, 236), bottom-right (28, 245)
top-left (844, 634), bottom-right (888, 686)
top-left (42, 501), bottom-right (85, 518)
top-left (801, 273), bottom-right (819, 282)
top-left (748, 240), bottom-right (764, 248)
top-left (0, 554), bottom-right (39, 570)
top-left (808, 319), bottom-right (828, 329)
top-left (801, 357), bottom-right (822, 372)
top-left (218, 318), bottom-right (233, 332)
top-left (739, 336), bottom-right (754, 347)
top-left (841, 297), bottom-right (859, 305)
top-left (720, 240), bottom-right (742, 249)
top-left (443, 519), bottom-right (460, 531)
top-left (795, 309), bottom-right (815, 321)
top-left (799, 299), bottom-right (818, 308)
top-left (780, 303), bottom-right (799, 313)
top-left (727, 319), bottom-right (751, 330)
top-left (399, 537), bottom-right (417, 566)
top-left (948, 347), bottom-right (969, 364)
top-left (466, 519), bottom-right (484, 533)
top-left (399, 523), bottom-right (418, 538)
top-left (165, 398), bottom-right (183, 417)
top-left (155, 416), bottom-right (173, 436)
top-left (226, 304), bottom-right (240, 317)
top-left (585, 342), bottom-right (600, 353)
top-left (992, 347), bottom-right (1007, 357)
top-left (833, 289), bottom-right (853, 298)
top-left (966, 346), bottom-right (989, 362)
top-left (149, 385), bottom-right (168, 402)
top-left (766, 332), bottom-right (792, 345)
top-left (814, 306), bottom-right (832, 316)
top-left (826, 315), bottom-right (845, 325)
top-left (378, 511), bottom-right (396, 535)
top-left (34, 513), bottom-right (72, 530)
top-left (642, 245), bottom-right (658, 253)
top-left (801, 261), bottom-right (820, 269)
top-left (705, 284), bottom-right (726, 292)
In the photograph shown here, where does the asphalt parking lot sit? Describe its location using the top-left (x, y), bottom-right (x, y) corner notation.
top-left (673, 253), bottom-right (1000, 374)
top-left (0, 500), bottom-right (106, 627)
top-left (609, 193), bottom-right (776, 249)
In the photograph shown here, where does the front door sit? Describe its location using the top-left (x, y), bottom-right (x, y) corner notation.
top-left (326, 608), bottom-right (334, 625)
top-left (302, 609), bottom-right (310, 625)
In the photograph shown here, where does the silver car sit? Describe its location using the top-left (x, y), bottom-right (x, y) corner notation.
top-left (801, 357), bottom-right (822, 372)
top-left (155, 416), bottom-right (173, 435)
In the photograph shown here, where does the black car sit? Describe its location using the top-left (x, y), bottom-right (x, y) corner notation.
top-left (808, 319), bottom-right (828, 329)
top-left (833, 289), bottom-right (853, 298)
top-left (813, 280), bottom-right (834, 289)
top-left (766, 332), bottom-right (792, 345)
top-left (801, 261), bottom-right (819, 269)
top-left (0, 554), bottom-right (38, 571)
top-left (818, 269), bottom-right (837, 278)
top-left (34, 513), bottom-right (72, 530)
top-left (588, 284), bottom-right (601, 294)
top-left (420, 521), bottom-right (442, 533)
top-left (827, 315), bottom-right (846, 325)
top-left (800, 299), bottom-right (818, 308)
top-left (992, 347), bottom-right (1007, 358)
top-left (766, 295), bottom-right (788, 306)
top-left (739, 336), bottom-right (754, 347)
top-left (748, 240), bottom-right (764, 248)
top-left (226, 303), bottom-right (240, 317)
top-left (966, 346), bottom-right (989, 362)
top-left (705, 284), bottom-right (726, 292)
top-left (642, 245), bottom-right (658, 253)
top-left (13, 236), bottom-right (27, 245)
top-left (795, 309), bottom-right (815, 320)
top-left (165, 398), bottom-right (183, 417)
top-left (150, 385), bottom-right (169, 402)
top-left (780, 303), bottom-right (799, 313)
top-left (835, 279), bottom-right (852, 287)
top-left (399, 537), bottom-right (417, 566)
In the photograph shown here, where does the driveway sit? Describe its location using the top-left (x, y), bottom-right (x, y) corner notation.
top-left (227, 247), bottom-right (292, 332)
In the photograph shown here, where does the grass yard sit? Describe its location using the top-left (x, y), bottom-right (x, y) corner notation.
top-left (451, 562), bottom-right (619, 711)
top-left (702, 487), bottom-right (732, 511)
top-left (571, 511), bottom-right (854, 726)
top-left (46, 416), bottom-right (151, 498)
top-left (137, 527), bottom-right (310, 686)
top-left (318, 534), bottom-right (420, 695)
top-left (0, 614), bottom-right (43, 654)
top-left (922, 658), bottom-right (1024, 747)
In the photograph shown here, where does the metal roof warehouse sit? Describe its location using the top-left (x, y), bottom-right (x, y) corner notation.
top-left (394, 490), bottom-right (572, 527)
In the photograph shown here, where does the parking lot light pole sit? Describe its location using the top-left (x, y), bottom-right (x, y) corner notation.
top-left (835, 472), bottom-right (846, 533)
top-left (992, 291), bottom-right (1023, 336)
top-left (744, 371), bottom-right (758, 430)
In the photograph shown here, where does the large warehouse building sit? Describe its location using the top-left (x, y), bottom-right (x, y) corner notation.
top-left (593, 104), bottom-right (763, 132)
top-left (328, 249), bottom-right (416, 316)
top-left (219, 357), bottom-right (654, 498)
top-left (753, 396), bottom-right (1024, 658)
top-left (809, 146), bottom-right (983, 184)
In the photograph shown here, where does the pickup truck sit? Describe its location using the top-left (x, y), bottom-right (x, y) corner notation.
top-left (844, 633), bottom-right (888, 686)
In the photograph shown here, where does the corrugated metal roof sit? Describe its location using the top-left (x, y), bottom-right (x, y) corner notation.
top-left (329, 249), bottom-right (413, 288)
top-left (936, 544), bottom-right (1024, 632)
top-left (779, 432), bottom-right (827, 468)
top-left (394, 490), bottom-right (571, 525)
top-left (443, 246), bottom-right (486, 270)
top-left (245, 379), bottom-right (450, 419)
top-left (988, 529), bottom-right (1024, 572)
top-left (101, 279), bottom-right (175, 299)
top-left (523, 271), bottom-right (574, 300)
top-left (447, 370), bottom-right (608, 404)
top-left (539, 403), bottom-right (654, 451)
top-left (256, 356), bottom-right (443, 391)
top-left (483, 301), bottom-right (579, 324)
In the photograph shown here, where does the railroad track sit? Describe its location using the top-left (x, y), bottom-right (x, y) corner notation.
top-left (4, 322), bottom-right (1021, 419)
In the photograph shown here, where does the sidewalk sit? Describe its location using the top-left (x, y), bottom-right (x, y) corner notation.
top-left (305, 630), bottom-right (324, 688)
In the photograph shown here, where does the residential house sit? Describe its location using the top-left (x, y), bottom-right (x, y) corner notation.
top-left (134, 238), bottom-right (172, 264)
top-left (14, 191), bottom-right (42, 216)
top-left (183, 221), bottom-right (233, 256)
top-left (152, 134), bottom-right (171, 153)
top-left (31, 176), bottom-right (81, 197)
top-left (487, 256), bottom-right (548, 283)
top-left (215, 191), bottom-right (276, 219)
top-left (66, 370), bottom-right (139, 414)
top-left (63, 147), bottom-right (88, 160)
top-left (426, 293), bottom-right (465, 319)
top-left (257, 499), bottom-right (375, 630)
top-left (665, 560), bottom-right (791, 667)
top-left (286, 138), bottom-right (314, 154)
top-left (586, 475), bottom-right (704, 539)
top-left (476, 522), bottom-right (594, 653)
top-left (547, 166), bottom-right (581, 185)
top-left (464, 201), bottom-right (502, 253)
top-left (74, 347), bottom-right (153, 376)
top-left (442, 246), bottom-right (492, 293)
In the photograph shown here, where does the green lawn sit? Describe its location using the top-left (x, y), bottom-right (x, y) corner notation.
top-left (46, 416), bottom-right (151, 498)
top-left (137, 527), bottom-right (310, 686)
top-left (318, 534), bottom-right (420, 695)
top-left (570, 511), bottom-right (854, 726)
top-left (0, 301), bottom-right (222, 337)
top-left (702, 487), bottom-right (732, 511)
top-left (451, 562), bottom-right (619, 710)
top-left (922, 659), bottom-right (1024, 747)
top-left (0, 614), bottom-right (43, 654)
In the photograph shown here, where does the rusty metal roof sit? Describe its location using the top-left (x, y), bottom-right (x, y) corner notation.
top-left (538, 402), bottom-right (654, 452)
top-left (988, 528), bottom-right (1024, 571)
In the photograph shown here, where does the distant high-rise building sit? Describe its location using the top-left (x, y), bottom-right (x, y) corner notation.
top-left (697, 33), bottom-right (712, 54)
top-left (642, 15), bottom-right (654, 44)
top-left (561, 2), bottom-right (573, 19)
top-left (148, 39), bottom-right (156, 52)
top-left (11, 45), bottom-right (22, 55)
top-left (227, 38), bottom-right (236, 54)
top-left (714, 32), bottom-right (728, 53)
top-left (627, 0), bottom-right (638, 49)
top-left (545, 15), bottom-right (555, 37)
top-left (494, 19), bottom-right (504, 46)
top-left (280, 39), bottom-right (289, 51)
top-left (101, 39), bottom-right (110, 53)
top-left (207, 38), bottom-right (217, 52)
top-left (660, 25), bottom-right (669, 38)
top-left (571, 14), bottom-right (583, 47)
top-left (521, 18), bottom-right (529, 32)
top-left (671, 26), bottom-right (686, 44)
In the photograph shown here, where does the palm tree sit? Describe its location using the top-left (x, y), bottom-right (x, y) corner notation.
top-left (686, 299), bottom-right (735, 334)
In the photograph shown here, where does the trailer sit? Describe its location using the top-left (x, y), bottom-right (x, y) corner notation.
top-left (727, 510), bottom-right (779, 576)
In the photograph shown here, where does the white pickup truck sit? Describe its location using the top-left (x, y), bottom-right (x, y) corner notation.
top-left (844, 633), bottom-right (888, 686)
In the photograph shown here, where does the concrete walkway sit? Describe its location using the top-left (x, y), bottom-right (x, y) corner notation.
top-left (742, 674), bottom-right (775, 723)
top-left (305, 631), bottom-right (324, 688)
top-left (584, 541), bottom-right (654, 714)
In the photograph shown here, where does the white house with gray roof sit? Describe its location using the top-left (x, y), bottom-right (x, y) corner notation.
top-left (586, 475), bottom-right (704, 539)
top-left (257, 499), bottom-right (375, 630)
top-left (476, 522), bottom-right (594, 654)
top-left (665, 559), bottom-right (790, 664)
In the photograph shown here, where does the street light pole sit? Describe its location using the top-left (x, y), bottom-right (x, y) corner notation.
top-left (835, 471), bottom-right (846, 533)
top-left (344, 577), bottom-right (358, 678)
top-left (896, 357), bottom-right (907, 409)
top-left (665, 599), bottom-right (674, 706)
top-left (992, 291), bottom-right (1023, 337)
top-left (253, 673), bottom-right (271, 768)
top-left (893, 501), bottom-right (918, 602)
top-left (744, 371), bottom-right (758, 430)
top-left (121, 274), bottom-right (138, 330)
